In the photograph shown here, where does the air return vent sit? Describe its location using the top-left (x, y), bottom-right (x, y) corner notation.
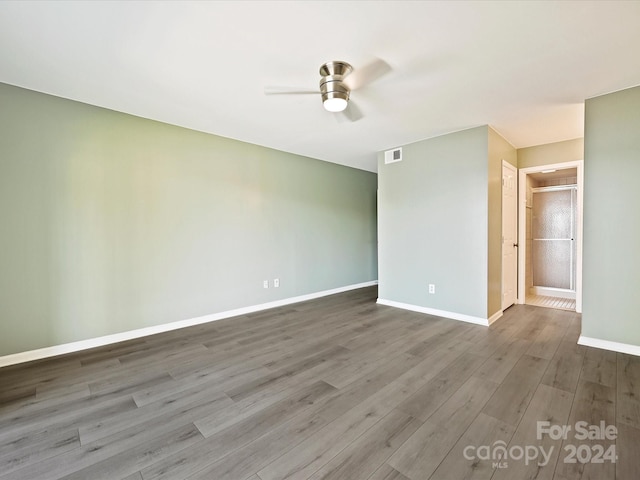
top-left (384, 147), bottom-right (402, 164)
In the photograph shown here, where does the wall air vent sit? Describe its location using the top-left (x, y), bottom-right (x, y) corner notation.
top-left (384, 147), bottom-right (402, 164)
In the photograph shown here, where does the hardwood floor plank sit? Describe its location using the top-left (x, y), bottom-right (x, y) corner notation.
top-left (562, 315), bottom-right (583, 346)
top-left (405, 321), bottom-right (471, 357)
top-left (79, 386), bottom-right (232, 444)
top-left (2, 383), bottom-right (91, 418)
top-left (580, 347), bottom-right (616, 388)
top-left (0, 358), bottom-right (82, 388)
top-left (491, 384), bottom-right (573, 480)
top-left (2, 409), bottom-right (197, 480)
top-left (474, 337), bottom-right (530, 384)
top-left (337, 319), bottom-right (413, 352)
top-left (75, 340), bottom-right (157, 366)
top-left (121, 472), bottom-right (142, 480)
top-left (35, 381), bottom-right (91, 402)
top-left (396, 351), bottom-right (485, 421)
top-left (462, 327), bottom-right (518, 360)
top-left (0, 429), bottom-right (80, 477)
top-left (133, 361), bottom-right (269, 407)
top-left (321, 349), bottom-right (411, 390)
top-left (184, 385), bottom-right (363, 479)
top-left (188, 381), bottom-right (307, 440)
top-left (0, 385), bottom-right (36, 406)
top-left (141, 381), bottom-right (336, 480)
top-left (1, 358), bottom-right (120, 411)
top-left (387, 376), bottom-right (499, 480)
top-left (616, 423), bottom-right (640, 480)
top-left (307, 409), bottom-right (421, 480)
top-left (541, 339), bottom-right (585, 393)
top-left (367, 464), bottom-right (411, 480)
top-left (617, 353), bottom-right (640, 429)
top-left (513, 308), bottom-right (548, 340)
top-left (59, 424), bottom-right (203, 480)
top-left (428, 412), bottom-right (514, 480)
top-left (554, 379), bottom-right (616, 480)
top-left (256, 353), bottom-right (427, 480)
top-left (88, 371), bottom-right (173, 397)
top-left (260, 329), bottom-right (359, 372)
top-left (1, 395), bottom-right (138, 442)
top-left (482, 354), bottom-right (549, 426)
top-left (224, 346), bottom-right (347, 402)
top-left (526, 322), bottom-right (567, 360)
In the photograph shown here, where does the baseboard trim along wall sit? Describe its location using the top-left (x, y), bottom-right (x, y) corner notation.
top-left (0, 280), bottom-right (378, 368)
top-left (487, 310), bottom-right (504, 325)
top-left (578, 335), bottom-right (640, 357)
top-left (530, 286), bottom-right (576, 299)
top-left (376, 298), bottom-right (498, 327)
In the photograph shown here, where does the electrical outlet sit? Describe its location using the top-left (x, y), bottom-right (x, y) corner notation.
top-left (274, 278), bottom-right (280, 288)
top-left (263, 280), bottom-right (269, 289)
top-left (428, 284), bottom-right (435, 294)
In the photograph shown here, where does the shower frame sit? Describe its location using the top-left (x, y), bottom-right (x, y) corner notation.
top-left (518, 160), bottom-right (584, 313)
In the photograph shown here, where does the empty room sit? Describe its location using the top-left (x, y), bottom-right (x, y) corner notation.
top-left (2, 1), bottom-right (640, 479)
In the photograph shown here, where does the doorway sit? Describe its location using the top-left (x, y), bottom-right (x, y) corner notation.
top-left (518, 161), bottom-right (584, 312)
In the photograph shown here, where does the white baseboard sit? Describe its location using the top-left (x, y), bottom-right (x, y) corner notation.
top-left (0, 280), bottom-right (378, 368)
top-left (487, 310), bottom-right (503, 325)
top-left (377, 298), bottom-right (490, 327)
top-left (578, 335), bottom-right (640, 357)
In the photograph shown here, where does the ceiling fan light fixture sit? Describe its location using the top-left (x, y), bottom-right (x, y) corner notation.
top-left (323, 94), bottom-right (349, 112)
top-left (319, 61), bottom-right (352, 113)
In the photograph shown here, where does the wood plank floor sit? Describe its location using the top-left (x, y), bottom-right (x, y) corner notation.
top-left (1, 286), bottom-right (638, 479)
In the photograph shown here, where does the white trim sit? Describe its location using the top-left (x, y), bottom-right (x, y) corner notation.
top-left (578, 336), bottom-right (640, 357)
top-left (531, 184), bottom-right (577, 193)
top-left (377, 298), bottom-right (490, 326)
top-left (488, 310), bottom-right (503, 325)
top-left (518, 160), bottom-right (583, 313)
top-left (530, 286), bottom-right (576, 299)
top-left (0, 281), bottom-right (378, 368)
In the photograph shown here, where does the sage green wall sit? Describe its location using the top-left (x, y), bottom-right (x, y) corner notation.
top-left (0, 83), bottom-right (377, 356)
top-left (488, 128), bottom-right (517, 317)
top-left (378, 127), bottom-right (490, 319)
top-left (517, 138), bottom-right (584, 168)
top-left (582, 85), bottom-right (640, 346)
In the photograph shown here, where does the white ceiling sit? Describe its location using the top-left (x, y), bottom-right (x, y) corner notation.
top-left (1, 1), bottom-right (639, 172)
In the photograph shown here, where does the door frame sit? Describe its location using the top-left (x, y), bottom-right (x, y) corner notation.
top-left (518, 160), bottom-right (584, 312)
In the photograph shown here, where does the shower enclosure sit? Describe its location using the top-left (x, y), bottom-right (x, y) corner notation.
top-left (531, 186), bottom-right (577, 295)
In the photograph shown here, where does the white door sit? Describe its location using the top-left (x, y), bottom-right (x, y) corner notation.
top-left (502, 161), bottom-right (518, 309)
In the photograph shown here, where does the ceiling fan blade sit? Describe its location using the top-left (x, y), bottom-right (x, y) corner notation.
top-left (264, 86), bottom-right (319, 95)
top-left (345, 58), bottom-right (392, 90)
top-left (335, 101), bottom-right (364, 123)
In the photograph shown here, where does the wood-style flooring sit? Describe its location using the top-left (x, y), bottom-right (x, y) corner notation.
top-left (1, 286), bottom-right (639, 479)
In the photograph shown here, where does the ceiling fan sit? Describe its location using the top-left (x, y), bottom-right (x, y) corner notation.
top-left (264, 59), bottom-right (391, 121)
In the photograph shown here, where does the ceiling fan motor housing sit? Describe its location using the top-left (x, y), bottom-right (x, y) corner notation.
top-left (319, 61), bottom-right (352, 110)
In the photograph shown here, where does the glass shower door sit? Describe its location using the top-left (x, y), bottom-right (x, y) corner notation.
top-left (532, 187), bottom-right (576, 291)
